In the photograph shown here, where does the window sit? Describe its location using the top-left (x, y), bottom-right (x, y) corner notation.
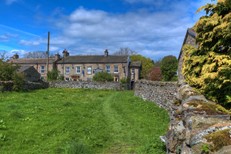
top-left (76, 66), bottom-right (81, 74)
top-left (65, 67), bottom-right (70, 74)
top-left (106, 65), bottom-right (110, 73)
top-left (114, 65), bottom-right (118, 73)
top-left (132, 68), bottom-right (135, 74)
top-left (40, 65), bottom-right (45, 74)
top-left (87, 66), bottom-right (92, 75)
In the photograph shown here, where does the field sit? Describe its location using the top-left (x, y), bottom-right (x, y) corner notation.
top-left (0, 88), bottom-right (169, 154)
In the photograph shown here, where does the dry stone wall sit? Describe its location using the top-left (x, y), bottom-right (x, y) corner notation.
top-left (134, 79), bottom-right (231, 153)
top-left (0, 81), bottom-right (48, 91)
top-left (49, 81), bottom-right (124, 90)
top-left (134, 80), bottom-right (177, 110)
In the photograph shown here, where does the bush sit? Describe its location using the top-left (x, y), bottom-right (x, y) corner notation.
top-left (47, 69), bottom-right (59, 81)
top-left (12, 73), bottom-right (24, 91)
top-left (93, 72), bottom-right (113, 82)
top-left (182, 45), bottom-right (231, 107)
top-left (182, 0), bottom-right (231, 107)
top-left (0, 60), bottom-right (19, 81)
top-left (58, 75), bottom-right (64, 81)
top-left (120, 77), bottom-right (129, 84)
top-left (160, 55), bottom-right (178, 81)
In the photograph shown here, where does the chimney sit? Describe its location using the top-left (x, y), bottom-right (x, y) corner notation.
top-left (55, 53), bottom-right (61, 61)
top-left (12, 53), bottom-right (19, 59)
top-left (63, 49), bottom-right (69, 58)
top-left (104, 49), bottom-right (109, 57)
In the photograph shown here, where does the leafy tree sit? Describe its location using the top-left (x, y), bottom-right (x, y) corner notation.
top-left (0, 59), bottom-right (24, 91)
top-left (0, 59), bottom-right (19, 81)
top-left (182, 0), bottom-right (231, 106)
top-left (93, 72), bottom-right (113, 82)
top-left (160, 55), bottom-right (178, 81)
top-left (147, 67), bottom-right (162, 81)
top-left (130, 55), bottom-right (154, 79)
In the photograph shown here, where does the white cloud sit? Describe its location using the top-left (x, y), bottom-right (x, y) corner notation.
top-left (19, 39), bottom-right (43, 46)
top-left (0, 33), bottom-right (17, 42)
top-left (16, 0), bottom-right (212, 60)
top-left (51, 6), bottom-right (194, 59)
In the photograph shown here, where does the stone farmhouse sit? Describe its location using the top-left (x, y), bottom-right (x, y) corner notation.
top-left (9, 49), bottom-right (141, 82)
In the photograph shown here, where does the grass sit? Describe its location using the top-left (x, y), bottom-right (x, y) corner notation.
top-left (0, 88), bottom-right (169, 154)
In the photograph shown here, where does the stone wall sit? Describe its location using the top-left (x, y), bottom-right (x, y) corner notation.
top-left (164, 83), bottom-right (231, 154)
top-left (23, 81), bottom-right (49, 90)
top-left (0, 81), bottom-right (49, 91)
top-left (134, 79), bottom-right (231, 153)
top-left (134, 80), bottom-right (177, 110)
top-left (49, 81), bottom-right (125, 90)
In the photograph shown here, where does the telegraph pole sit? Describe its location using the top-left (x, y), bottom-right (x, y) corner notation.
top-left (47, 31), bottom-right (50, 77)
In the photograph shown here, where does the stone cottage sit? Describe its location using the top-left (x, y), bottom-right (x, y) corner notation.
top-left (9, 54), bottom-right (60, 80)
top-left (9, 50), bottom-right (141, 82)
top-left (18, 65), bottom-right (41, 82)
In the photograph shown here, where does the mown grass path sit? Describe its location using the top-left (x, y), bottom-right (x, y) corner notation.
top-left (0, 88), bottom-right (169, 154)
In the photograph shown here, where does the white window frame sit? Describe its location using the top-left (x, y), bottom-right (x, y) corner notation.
top-left (106, 65), bottom-right (110, 73)
top-left (65, 66), bottom-right (70, 74)
top-left (114, 65), bottom-right (118, 73)
top-left (76, 66), bottom-right (81, 74)
top-left (87, 66), bottom-right (92, 75)
top-left (40, 65), bottom-right (45, 74)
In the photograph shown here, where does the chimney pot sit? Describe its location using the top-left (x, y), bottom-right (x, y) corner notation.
top-left (104, 49), bottom-right (109, 57)
top-left (63, 49), bottom-right (69, 57)
top-left (13, 53), bottom-right (19, 59)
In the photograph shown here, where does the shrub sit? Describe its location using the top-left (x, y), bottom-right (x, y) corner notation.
top-left (47, 69), bottom-right (59, 81)
top-left (12, 73), bottom-right (24, 91)
top-left (160, 55), bottom-right (178, 81)
top-left (58, 75), bottom-right (64, 81)
top-left (93, 72), bottom-right (113, 82)
top-left (182, 45), bottom-right (231, 106)
top-left (120, 77), bottom-right (129, 84)
top-left (182, 0), bottom-right (231, 107)
top-left (0, 60), bottom-right (19, 81)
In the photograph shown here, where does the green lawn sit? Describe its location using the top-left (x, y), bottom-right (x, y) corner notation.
top-left (0, 88), bottom-right (169, 154)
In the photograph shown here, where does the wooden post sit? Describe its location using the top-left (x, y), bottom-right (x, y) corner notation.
top-left (47, 32), bottom-right (50, 78)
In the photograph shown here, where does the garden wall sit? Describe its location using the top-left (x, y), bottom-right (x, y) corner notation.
top-left (49, 81), bottom-right (125, 90)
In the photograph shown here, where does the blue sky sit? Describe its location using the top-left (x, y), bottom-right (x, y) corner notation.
top-left (0, 0), bottom-right (215, 60)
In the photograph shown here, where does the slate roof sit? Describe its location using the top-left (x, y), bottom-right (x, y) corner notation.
top-left (57, 55), bottom-right (128, 64)
top-left (8, 58), bottom-right (56, 64)
top-left (187, 28), bottom-right (196, 38)
top-left (178, 28), bottom-right (197, 60)
top-left (18, 65), bottom-right (33, 73)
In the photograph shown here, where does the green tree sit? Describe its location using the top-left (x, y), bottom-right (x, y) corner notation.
top-left (160, 55), bottom-right (178, 81)
top-left (0, 60), bottom-right (18, 81)
top-left (182, 0), bottom-right (231, 106)
top-left (130, 55), bottom-right (154, 79)
top-left (93, 72), bottom-right (113, 82)
top-left (0, 59), bottom-right (24, 91)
